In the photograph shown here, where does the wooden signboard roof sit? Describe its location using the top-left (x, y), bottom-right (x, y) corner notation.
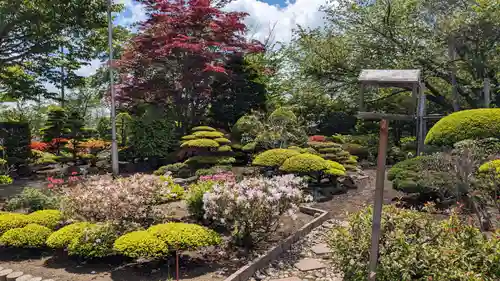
top-left (358, 69), bottom-right (421, 87)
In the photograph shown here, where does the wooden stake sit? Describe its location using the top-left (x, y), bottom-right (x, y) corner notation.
top-left (176, 251), bottom-right (179, 281)
top-left (484, 78), bottom-right (491, 108)
top-left (368, 119), bottom-right (389, 281)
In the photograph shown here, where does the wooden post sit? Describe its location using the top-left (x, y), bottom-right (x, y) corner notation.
top-left (176, 251), bottom-right (180, 281)
top-left (416, 83), bottom-right (426, 155)
top-left (484, 78), bottom-right (491, 108)
top-left (368, 119), bottom-right (389, 281)
top-left (360, 84), bottom-right (366, 112)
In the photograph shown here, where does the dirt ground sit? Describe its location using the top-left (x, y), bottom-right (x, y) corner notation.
top-left (0, 169), bottom-right (399, 281)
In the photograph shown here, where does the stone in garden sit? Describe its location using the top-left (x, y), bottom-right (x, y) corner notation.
top-left (15, 275), bottom-right (32, 281)
top-left (0, 269), bottom-right (13, 280)
top-left (311, 243), bottom-right (331, 255)
top-left (27, 278), bottom-right (42, 281)
top-left (294, 258), bottom-right (326, 271)
top-left (269, 277), bottom-right (302, 281)
top-left (6, 272), bottom-right (23, 281)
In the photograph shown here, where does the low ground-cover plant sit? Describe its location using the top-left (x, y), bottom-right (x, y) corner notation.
top-left (329, 205), bottom-right (500, 281)
top-left (203, 174), bottom-right (307, 246)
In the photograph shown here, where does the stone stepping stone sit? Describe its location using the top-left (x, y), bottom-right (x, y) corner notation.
top-left (294, 258), bottom-right (326, 272)
top-left (15, 275), bottom-right (32, 281)
top-left (6, 272), bottom-right (23, 281)
top-left (27, 278), bottom-right (42, 281)
top-left (0, 269), bottom-right (14, 281)
top-left (270, 278), bottom-right (302, 281)
top-left (311, 243), bottom-right (331, 255)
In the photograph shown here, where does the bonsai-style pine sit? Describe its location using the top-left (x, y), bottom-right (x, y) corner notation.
top-left (179, 126), bottom-right (235, 170)
top-left (40, 106), bottom-right (70, 154)
top-left (308, 139), bottom-right (358, 171)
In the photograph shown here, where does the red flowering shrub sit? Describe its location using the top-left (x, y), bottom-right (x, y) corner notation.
top-left (30, 141), bottom-right (49, 151)
top-left (309, 135), bottom-right (326, 142)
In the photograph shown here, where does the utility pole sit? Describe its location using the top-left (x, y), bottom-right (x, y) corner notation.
top-left (108, 0), bottom-right (119, 175)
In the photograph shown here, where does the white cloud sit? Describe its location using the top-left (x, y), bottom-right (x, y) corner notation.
top-left (115, 0), bottom-right (147, 26)
top-left (75, 59), bottom-right (102, 77)
top-left (224, 0), bottom-right (328, 44)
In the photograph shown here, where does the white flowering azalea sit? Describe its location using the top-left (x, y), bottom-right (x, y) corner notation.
top-left (203, 174), bottom-right (307, 247)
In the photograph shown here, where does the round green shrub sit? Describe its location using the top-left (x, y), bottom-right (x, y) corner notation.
top-left (192, 126), bottom-right (216, 132)
top-left (0, 175), bottom-right (13, 185)
top-left (192, 131), bottom-right (224, 139)
top-left (252, 149), bottom-right (301, 167)
top-left (425, 108), bottom-right (500, 146)
top-left (154, 163), bottom-right (187, 176)
top-left (148, 222), bottom-right (221, 250)
top-left (114, 230), bottom-right (168, 259)
top-left (0, 213), bottom-right (29, 235)
top-left (479, 159), bottom-right (500, 176)
top-left (217, 145), bottom-right (232, 152)
top-left (268, 108), bottom-right (297, 124)
top-left (318, 147), bottom-right (343, 153)
top-left (27, 210), bottom-right (62, 229)
top-left (326, 160), bottom-right (346, 172)
top-left (67, 223), bottom-right (117, 258)
top-left (214, 138), bottom-right (231, 145)
top-left (181, 135), bottom-right (197, 140)
top-left (280, 153), bottom-right (329, 173)
top-left (186, 180), bottom-right (215, 220)
top-left (46, 222), bottom-right (92, 249)
top-left (331, 134), bottom-right (345, 144)
top-left (181, 139), bottom-right (220, 148)
top-left (0, 224), bottom-right (52, 248)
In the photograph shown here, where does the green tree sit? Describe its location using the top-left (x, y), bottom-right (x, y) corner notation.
top-left (288, 0), bottom-right (500, 111)
top-left (40, 106), bottom-right (69, 154)
top-left (66, 111), bottom-right (85, 160)
top-left (96, 117), bottom-right (111, 141)
top-left (209, 54), bottom-right (267, 130)
top-left (0, 0), bottom-right (124, 101)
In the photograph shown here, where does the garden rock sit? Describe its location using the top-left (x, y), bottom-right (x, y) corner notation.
top-left (173, 176), bottom-right (198, 185)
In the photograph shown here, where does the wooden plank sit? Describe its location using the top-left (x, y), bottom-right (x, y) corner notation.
top-left (484, 78), bottom-right (491, 108)
top-left (358, 69), bottom-right (421, 87)
top-left (356, 112), bottom-right (414, 121)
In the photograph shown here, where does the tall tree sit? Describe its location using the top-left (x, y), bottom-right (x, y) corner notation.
top-left (0, 0), bottom-right (124, 101)
top-left (117, 0), bottom-right (264, 132)
top-left (288, 0), bottom-right (500, 112)
top-left (209, 54), bottom-right (267, 130)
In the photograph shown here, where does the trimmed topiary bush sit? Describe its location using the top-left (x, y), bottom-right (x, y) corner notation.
top-left (309, 141), bottom-right (358, 170)
top-left (27, 210), bottom-right (62, 229)
top-left (252, 149), bottom-right (301, 168)
top-left (0, 213), bottom-right (29, 235)
top-left (148, 222), bottom-right (221, 250)
top-left (46, 222), bottom-right (92, 249)
top-left (425, 108), bottom-right (500, 146)
top-left (324, 160), bottom-right (346, 176)
top-left (0, 224), bottom-right (52, 248)
top-left (113, 230), bottom-right (168, 259)
top-left (179, 126), bottom-right (234, 172)
top-left (280, 153), bottom-right (329, 173)
top-left (67, 223), bottom-right (117, 258)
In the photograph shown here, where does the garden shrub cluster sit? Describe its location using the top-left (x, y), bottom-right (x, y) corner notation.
top-left (113, 230), bottom-right (167, 259)
top-left (186, 180), bottom-right (215, 220)
top-left (67, 223), bottom-right (118, 258)
top-left (203, 174), bottom-right (308, 246)
top-left (46, 222), bottom-right (92, 249)
top-left (252, 148), bottom-right (301, 168)
top-left (6, 187), bottom-right (60, 212)
top-left (0, 210), bottom-right (62, 235)
top-left (425, 108), bottom-right (500, 146)
top-left (307, 140), bottom-right (358, 171)
top-left (60, 174), bottom-right (169, 226)
top-left (0, 224), bottom-right (52, 248)
top-left (329, 205), bottom-right (500, 281)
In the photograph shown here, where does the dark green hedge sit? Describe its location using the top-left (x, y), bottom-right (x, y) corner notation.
top-left (0, 122), bottom-right (30, 165)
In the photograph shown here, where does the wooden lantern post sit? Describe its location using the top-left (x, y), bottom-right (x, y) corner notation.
top-left (357, 69), bottom-right (423, 281)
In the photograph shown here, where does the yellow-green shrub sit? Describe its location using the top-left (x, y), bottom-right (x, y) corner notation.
top-left (113, 230), bottom-right (168, 259)
top-left (67, 223), bottom-right (117, 258)
top-left (192, 126), bottom-right (216, 132)
top-left (0, 213), bottom-right (29, 235)
top-left (27, 210), bottom-right (62, 229)
top-left (279, 153), bottom-right (329, 173)
top-left (214, 138), bottom-right (231, 145)
top-left (217, 145), bottom-right (232, 152)
top-left (184, 156), bottom-right (235, 165)
top-left (192, 131), bottom-right (224, 139)
top-left (148, 222), bottom-right (221, 250)
top-left (181, 139), bottom-right (220, 148)
top-left (0, 224), bottom-right (52, 248)
top-left (0, 175), bottom-right (13, 185)
top-left (252, 149), bottom-right (301, 167)
top-left (46, 222), bottom-right (92, 249)
top-left (425, 108), bottom-right (500, 146)
top-left (479, 159), bottom-right (500, 176)
top-left (186, 180), bottom-right (215, 220)
top-left (324, 160), bottom-right (346, 176)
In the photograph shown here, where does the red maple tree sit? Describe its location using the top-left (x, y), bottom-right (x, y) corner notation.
top-left (117, 0), bottom-right (264, 131)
